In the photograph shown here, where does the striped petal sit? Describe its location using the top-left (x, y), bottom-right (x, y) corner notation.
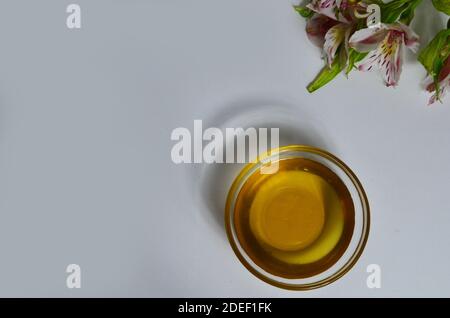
top-left (357, 31), bottom-right (404, 87)
top-left (389, 40), bottom-right (403, 86)
top-left (428, 78), bottom-right (449, 105)
top-left (323, 24), bottom-right (347, 66)
top-left (378, 32), bottom-right (403, 86)
top-left (306, 14), bottom-right (339, 47)
top-left (391, 23), bottom-right (420, 52)
top-left (426, 74), bottom-right (450, 105)
top-left (349, 25), bottom-right (389, 53)
top-left (357, 50), bottom-right (381, 72)
top-left (307, 0), bottom-right (349, 23)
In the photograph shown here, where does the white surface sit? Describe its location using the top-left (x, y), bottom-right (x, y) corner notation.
top-left (0, 0), bottom-right (449, 297)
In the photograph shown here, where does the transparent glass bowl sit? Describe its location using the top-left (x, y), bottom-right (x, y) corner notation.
top-left (225, 145), bottom-right (370, 290)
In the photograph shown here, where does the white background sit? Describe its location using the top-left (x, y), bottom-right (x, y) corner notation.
top-left (0, 0), bottom-right (449, 297)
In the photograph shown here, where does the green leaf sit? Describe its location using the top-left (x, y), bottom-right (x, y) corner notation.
top-left (368, 0), bottom-right (422, 24)
top-left (294, 5), bottom-right (314, 18)
top-left (418, 29), bottom-right (450, 100)
top-left (307, 51), bottom-right (344, 93)
top-left (418, 29), bottom-right (450, 76)
top-left (345, 49), bottom-right (368, 75)
top-left (399, 0), bottom-right (422, 24)
top-left (432, 0), bottom-right (450, 15)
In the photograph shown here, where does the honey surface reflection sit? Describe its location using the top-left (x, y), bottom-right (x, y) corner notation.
top-left (233, 157), bottom-right (355, 278)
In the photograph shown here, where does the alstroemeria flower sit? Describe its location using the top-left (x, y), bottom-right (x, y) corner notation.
top-left (349, 23), bottom-right (420, 87)
top-left (424, 56), bottom-right (450, 105)
top-left (307, 0), bottom-right (355, 23)
top-left (306, 14), bottom-right (350, 67)
top-left (306, 0), bottom-right (365, 66)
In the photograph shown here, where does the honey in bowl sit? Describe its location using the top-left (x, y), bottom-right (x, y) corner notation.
top-left (233, 157), bottom-right (355, 279)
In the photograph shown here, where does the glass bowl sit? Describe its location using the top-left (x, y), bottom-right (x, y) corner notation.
top-left (225, 145), bottom-right (370, 290)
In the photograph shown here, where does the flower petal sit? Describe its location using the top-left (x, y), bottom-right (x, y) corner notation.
top-left (349, 25), bottom-right (389, 53)
top-left (357, 50), bottom-right (381, 72)
top-left (323, 24), bottom-right (347, 66)
top-left (379, 33), bottom-right (403, 87)
top-left (438, 56), bottom-right (450, 83)
top-left (423, 75), bottom-right (435, 92)
top-left (343, 25), bottom-right (353, 55)
top-left (423, 58), bottom-right (450, 97)
top-left (306, 14), bottom-right (339, 47)
top-left (307, 0), bottom-right (349, 23)
top-left (357, 30), bottom-right (404, 87)
top-left (429, 85), bottom-right (447, 105)
top-left (428, 74), bottom-right (450, 105)
top-left (392, 23), bottom-right (420, 52)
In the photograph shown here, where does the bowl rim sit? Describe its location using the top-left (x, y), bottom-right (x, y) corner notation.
top-left (224, 144), bottom-right (370, 290)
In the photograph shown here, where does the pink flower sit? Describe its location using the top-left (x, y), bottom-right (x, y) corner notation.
top-left (307, 0), bottom-right (353, 23)
top-left (349, 23), bottom-right (420, 87)
top-left (306, 0), bottom-right (364, 66)
top-left (306, 15), bottom-right (347, 66)
top-left (424, 56), bottom-right (450, 105)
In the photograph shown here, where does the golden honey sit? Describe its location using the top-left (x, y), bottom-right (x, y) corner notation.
top-left (233, 157), bottom-right (355, 279)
